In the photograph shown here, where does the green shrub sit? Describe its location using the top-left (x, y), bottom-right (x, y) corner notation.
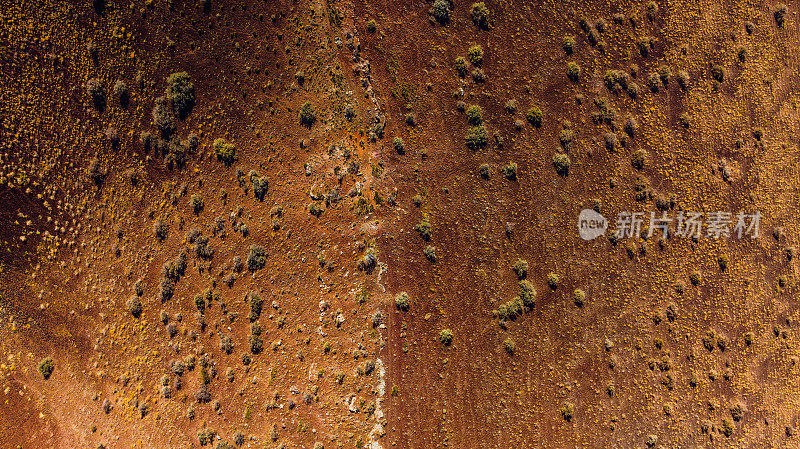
top-left (430, 0), bottom-right (451, 23)
top-left (415, 215), bottom-right (432, 240)
top-left (465, 125), bottom-right (487, 150)
top-left (560, 402), bottom-right (574, 421)
top-left (567, 62), bottom-right (580, 82)
top-left (513, 259), bottom-right (528, 279)
top-left (439, 329), bottom-right (453, 346)
top-left (395, 292), bottom-right (410, 311)
top-left (466, 105), bottom-right (483, 125)
top-left (501, 162), bottom-right (517, 180)
top-left (252, 175), bottom-right (268, 201)
top-left (631, 149), bottom-right (647, 170)
top-left (547, 272), bottom-right (560, 289)
top-left (563, 36), bottom-right (575, 54)
top-left (299, 102), bottom-right (316, 127)
top-left (38, 357), bottom-right (54, 379)
top-left (467, 45), bottom-right (484, 65)
top-left (247, 245), bottom-right (267, 271)
top-left (455, 57), bottom-right (467, 77)
top-left (85, 78), bottom-right (106, 111)
top-left (710, 65), bottom-right (725, 83)
top-left (213, 138), bottom-right (237, 166)
top-left (190, 194), bottom-right (204, 215)
top-left (393, 137), bottom-right (405, 154)
top-left (470, 2), bottom-right (490, 29)
top-left (775, 3), bottom-right (788, 28)
top-left (552, 153), bottom-right (570, 176)
top-left (526, 106), bottom-right (543, 127)
top-left (166, 72), bottom-right (195, 120)
top-left (573, 289), bottom-right (586, 307)
top-left (249, 293), bottom-right (263, 321)
top-left (127, 296), bottom-right (143, 317)
top-left (503, 338), bottom-right (515, 354)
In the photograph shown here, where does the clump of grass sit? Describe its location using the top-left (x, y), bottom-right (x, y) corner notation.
top-left (710, 65), bottom-right (725, 83)
top-left (439, 329), bottom-right (453, 346)
top-left (252, 174), bottom-right (269, 201)
top-left (631, 149), bottom-right (647, 170)
top-left (526, 106), bottom-right (543, 127)
top-left (467, 45), bottom-right (484, 66)
top-left (393, 137), bottom-right (405, 155)
top-left (127, 296), bottom-right (143, 317)
top-left (573, 289), bottom-right (586, 307)
top-left (775, 3), bottom-right (788, 28)
top-left (395, 292), bottom-right (410, 311)
top-left (249, 293), bottom-right (263, 321)
top-left (430, 0), bottom-right (451, 24)
top-left (470, 2), bottom-right (490, 29)
top-left (560, 402), bottom-right (574, 421)
top-left (501, 162), bottom-right (517, 180)
top-left (247, 245), bottom-right (267, 271)
top-left (165, 72), bottom-right (195, 120)
top-left (513, 259), bottom-right (528, 279)
top-left (455, 57), bottom-right (467, 77)
top-left (465, 125), bottom-right (487, 150)
top-left (547, 272), bottom-right (560, 289)
top-left (299, 101), bottom-right (316, 127)
top-left (38, 357), bottom-right (54, 379)
top-left (213, 138), bottom-right (237, 166)
top-left (552, 153), bottom-right (571, 177)
top-left (424, 245), bottom-right (437, 262)
top-left (466, 105), bottom-right (483, 125)
top-left (503, 338), bottom-right (515, 354)
top-left (190, 194), bottom-right (204, 215)
top-left (567, 62), bottom-right (581, 82)
top-left (415, 214), bottom-right (432, 240)
top-left (563, 36), bottom-right (575, 54)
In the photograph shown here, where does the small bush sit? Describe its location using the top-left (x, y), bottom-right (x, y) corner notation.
top-left (165, 72), bottom-right (195, 119)
top-left (471, 68), bottom-right (486, 82)
top-left (560, 402), bottom-right (574, 421)
top-left (190, 194), bottom-right (204, 215)
top-left (466, 105), bottom-right (483, 125)
top-left (470, 2), bottom-right (490, 29)
top-left (249, 293), bottom-right (263, 321)
top-left (573, 289), bottom-right (586, 307)
top-left (252, 175), bottom-right (268, 201)
top-left (415, 215), bottom-right (432, 240)
top-left (395, 292), bottom-right (410, 311)
top-left (38, 357), bottom-right (54, 379)
top-left (152, 96), bottom-right (176, 137)
top-left (113, 80), bottom-right (129, 108)
top-left (512, 259), bottom-right (528, 279)
top-left (247, 245), bottom-right (267, 271)
top-left (775, 3), bottom-right (788, 28)
top-left (501, 162), bottom-right (517, 180)
top-left (710, 65), bottom-right (725, 83)
top-left (126, 296), bottom-right (143, 317)
top-left (479, 163), bottom-right (490, 179)
top-left (465, 125), bottom-right (487, 150)
top-left (503, 338), bottom-right (515, 354)
top-left (439, 329), bottom-right (453, 346)
top-left (299, 102), bottom-right (316, 127)
top-left (563, 36), bottom-right (575, 54)
top-left (504, 99), bottom-right (517, 113)
top-left (85, 78), bottom-right (106, 111)
top-left (455, 57), bottom-right (467, 77)
top-left (631, 149), bottom-right (647, 170)
top-left (366, 19), bottom-right (377, 32)
top-left (393, 137), bottom-right (405, 155)
top-left (214, 138), bottom-right (237, 166)
top-left (567, 62), bottom-right (581, 82)
top-left (467, 45), bottom-right (484, 66)
top-left (547, 272), bottom-right (560, 289)
top-left (430, 0), bottom-right (451, 24)
top-left (154, 219), bottom-right (169, 241)
top-left (552, 153), bottom-right (570, 176)
top-left (423, 245), bottom-right (437, 261)
top-left (526, 106), bottom-right (543, 127)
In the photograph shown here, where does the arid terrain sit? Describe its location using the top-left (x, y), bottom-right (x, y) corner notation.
top-left (2, 0), bottom-right (800, 447)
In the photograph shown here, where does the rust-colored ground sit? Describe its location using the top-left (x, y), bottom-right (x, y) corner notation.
top-left (2, 0), bottom-right (800, 448)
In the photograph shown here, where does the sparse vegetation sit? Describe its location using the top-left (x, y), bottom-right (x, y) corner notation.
top-left (553, 153), bottom-right (570, 176)
top-left (299, 102), bottom-right (316, 127)
top-left (470, 2), bottom-right (490, 29)
top-left (439, 329), bottom-right (453, 346)
top-left (38, 357), bottom-right (54, 379)
top-left (247, 245), bottom-right (267, 271)
top-left (214, 138), bottom-right (237, 166)
top-left (395, 292), bottom-right (410, 311)
top-left (526, 106), bottom-right (543, 127)
top-left (430, 0), bottom-right (451, 24)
